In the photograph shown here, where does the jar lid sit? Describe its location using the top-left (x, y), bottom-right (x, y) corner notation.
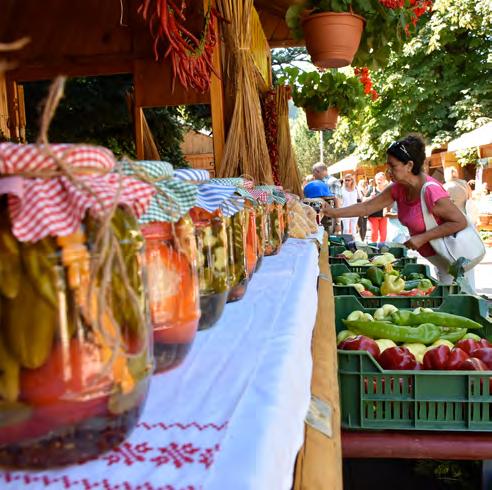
top-left (255, 185), bottom-right (287, 205)
top-left (0, 143), bottom-right (155, 242)
top-left (174, 169), bottom-right (240, 216)
top-left (123, 160), bottom-right (198, 224)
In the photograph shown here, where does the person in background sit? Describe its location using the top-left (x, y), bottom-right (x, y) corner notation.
top-left (357, 179), bottom-right (369, 241)
top-left (321, 134), bottom-right (471, 285)
top-left (312, 161), bottom-right (342, 232)
top-left (443, 167), bottom-right (472, 215)
top-left (367, 172), bottom-right (389, 243)
top-left (302, 174), bottom-right (314, 188)
top-left (340, 174), bottom-right (359, 235)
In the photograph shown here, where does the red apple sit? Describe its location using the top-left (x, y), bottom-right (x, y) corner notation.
top-left (338, 335), bottom-right (380, 360)
top-left (444, 348), bottom-right (469, 370)
top-left (469, 348), bottom-right (492, 369)
top-left (459, 357), bottom-right (488, 371)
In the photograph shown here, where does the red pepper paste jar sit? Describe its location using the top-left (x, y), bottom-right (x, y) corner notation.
top-left (245, 203), bottom-right (258, 278)
top-left (141, 217), bottom-right (200, 373)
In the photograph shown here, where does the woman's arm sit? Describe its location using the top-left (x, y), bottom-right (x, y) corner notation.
top-left (404, 197), bottom-right (467, 250)
top-left (322, 185), bottom-right (394, 218)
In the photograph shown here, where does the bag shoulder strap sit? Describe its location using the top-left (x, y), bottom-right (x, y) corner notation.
top-left (420, 181), bottom-right (439, 230)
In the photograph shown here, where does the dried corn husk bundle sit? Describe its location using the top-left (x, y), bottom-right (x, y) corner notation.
top-left (276, 85), bottom-right (303, 197)
top-left (215, 0), bottom-right (273, 184)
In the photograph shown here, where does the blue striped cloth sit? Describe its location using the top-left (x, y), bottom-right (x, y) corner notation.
top-left (174, 168), bottom-right (241, 216)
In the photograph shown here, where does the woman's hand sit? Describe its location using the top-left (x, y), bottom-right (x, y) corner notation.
top-left (321, 201), bottom-right (337, 216)
top-left (404, 234), bottom-right (427, 251)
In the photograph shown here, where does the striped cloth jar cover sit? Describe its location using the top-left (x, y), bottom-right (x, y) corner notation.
top-left (122, 160), bottom-right (197, 223)
top-left (174, 169), bottom-right (243, 217)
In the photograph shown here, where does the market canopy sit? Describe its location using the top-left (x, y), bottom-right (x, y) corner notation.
top-left (447, 122), bottom-right (492, 152)
top-left (328, 154), bottom-right (359, 175)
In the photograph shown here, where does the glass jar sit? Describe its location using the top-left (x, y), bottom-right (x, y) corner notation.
top-left (189, 207), bottom-right (229, 330)
top-left (255, 204), bottom-right (266, 272)
top-left (225, 210), bottom-right (248, 302)
top-left (141, 217), bottom-right (200, 374)
top-left (281, 203), bottom-right (289, 243)
top-left (264, 203), bottom-right (282, 256)
top-left (0, 206), bottom-right (152, 468)
top-left (244, 204), bottom-right (258, 278)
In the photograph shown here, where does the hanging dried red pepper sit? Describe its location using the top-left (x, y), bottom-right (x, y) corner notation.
top-left (260, 90), bottom-right (281, 186)
top-left (138, 0), bottom-right (220, 93)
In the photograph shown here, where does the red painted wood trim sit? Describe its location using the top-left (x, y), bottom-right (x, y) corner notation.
top-left (342, 430), bottom-right (492, 460)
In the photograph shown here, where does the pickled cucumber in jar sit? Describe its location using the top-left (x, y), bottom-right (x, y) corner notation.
top-left (0, 204), bottom-right (152, 469)
top-left (189, 208), bottom-right (229, 330)
top-left (226, 210), bottom-right (248, 303)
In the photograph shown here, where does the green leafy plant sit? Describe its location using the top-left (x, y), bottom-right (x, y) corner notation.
top-left (286, 0), bottom-right (431, 69)
top-left (279, 67), bottom-right (366, 116)
top-left (456, 147), bottom-right (479, 167)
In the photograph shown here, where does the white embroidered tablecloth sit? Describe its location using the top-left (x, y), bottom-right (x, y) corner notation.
top-left (0, 238), bottom-right (319, 490)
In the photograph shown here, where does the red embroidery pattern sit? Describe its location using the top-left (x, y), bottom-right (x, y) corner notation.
top-left (0, 473), bottom-right (199, 490)
top-left (136, 422), bottom-right (228, 432)
top-left (101, 441), bottom-right (221, 470)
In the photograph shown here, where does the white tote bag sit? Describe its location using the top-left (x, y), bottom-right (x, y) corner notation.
top-left (420, 182), bottom-right (485, 271)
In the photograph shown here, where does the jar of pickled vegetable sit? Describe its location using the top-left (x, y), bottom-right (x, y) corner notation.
top-left (189, 207), bottom-right (229, 330)
top-left (281, 202), bottom-right (289, 243)
top-left (244, 203), bottom-right (258, 278)
top-left (141, 217), bottom-right (200, 373)
top-left (0, 143), bottom-right (154, 469)
top-left (255, 204), bottom-right (266, 272)
top-left (226, 210), bottom-right (248, 302)
top-left (0, 206), bottom-right (152, 468)
top-left (264, 203), bottom-right (282, 256)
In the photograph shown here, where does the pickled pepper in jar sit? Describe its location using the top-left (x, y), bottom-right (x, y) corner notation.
top-left (264, 203), bottom-right (282, 256)
top-left (245, 204), bottom-right (258, 278)
top-left (141, 217), bottom-right (200, 373)
top-left (189, 207), bottom-right (229, 330)
top-left (225, 210), bottom-right (248, 303)
top-left (0, 143), bottom-right (154, 469)
top-left (255, 204), bottom-right (266, 272)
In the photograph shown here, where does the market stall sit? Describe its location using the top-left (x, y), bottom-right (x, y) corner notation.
top-left (0, 233), bottom-right (320, 489)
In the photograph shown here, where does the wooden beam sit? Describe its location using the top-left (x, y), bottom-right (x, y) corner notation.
top-left (0, 73), bottom-right (9, 139)
top-left (294, 234), bottom-right (343, 490)
top-left (207, 0), bottom-right (225, 171)
top-left (6, 79), bottom-right (21, 142)
top-left (134, 105), bottom-right (145, 160)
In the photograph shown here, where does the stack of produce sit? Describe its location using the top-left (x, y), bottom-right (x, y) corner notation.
top-left (338, 305), bottom-right (492, 371)
top-left (334, 263), bottom-right (435, 297)
top-left (286, 197), bottom-right (318, 238)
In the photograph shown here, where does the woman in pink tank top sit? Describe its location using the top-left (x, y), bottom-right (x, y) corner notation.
top-left (322, 135), bottom-right (468, 283)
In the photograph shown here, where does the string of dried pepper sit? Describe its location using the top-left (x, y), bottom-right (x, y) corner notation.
top-left (138, 0), bottom-right (220, 93)
top-left (260, 90), bottom-right (281, 186)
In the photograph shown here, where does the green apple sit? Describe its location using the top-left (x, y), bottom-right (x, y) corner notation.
top-left (375, 338), bottom-right (397, 353)
top-left (402, 342), bottom-right (427, 363)
top-left (337, 330), bottom-right (356, 345)
top-left (429, 339), bottom-right (455, 350)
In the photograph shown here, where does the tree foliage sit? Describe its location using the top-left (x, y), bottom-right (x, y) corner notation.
top-left (279, 0), bottom-right (491, 168)
top-left (23, 75), bottom-right (212, 167)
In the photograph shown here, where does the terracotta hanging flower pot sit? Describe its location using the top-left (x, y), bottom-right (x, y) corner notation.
top-left (301, 12), bottom-right (365, 69)
top-left (305, 107), bottom-right (339, 131)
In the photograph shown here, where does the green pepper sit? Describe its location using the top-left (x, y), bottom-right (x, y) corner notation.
top-left (404, 280), bottom-right (422, 291)
top-left (342, 320), bottom-right (441, 344)
top-left (359, 278), bottom-right (373, 289)
top-left (367, 285), bottom-right (381, 295)
top-left (335, 276), bottom-right (357, 286)
top-left (391, 310), bottom-right (482, 330)
top-left (366, 266), bottom-right (384, 286)
top-left (417, 278), bottom-right (433, 291)
top-left (438, 327), bottom-right (467, 342)
top-left (380, 274), bottom-right (405, 295)
top-left (406, 272), bottom-right (424, 281)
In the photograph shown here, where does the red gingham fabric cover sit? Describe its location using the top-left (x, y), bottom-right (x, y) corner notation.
top-left (0, 143), bottom-right (155, 242)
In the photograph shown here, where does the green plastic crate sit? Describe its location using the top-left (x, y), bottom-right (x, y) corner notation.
top-left (331, 263), bottom-right (460, 308)
top-left (335, 295), bottom-right (492, 431)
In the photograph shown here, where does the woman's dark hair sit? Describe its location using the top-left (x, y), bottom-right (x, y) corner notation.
top-left (387, 134), bottom-right (426, 175)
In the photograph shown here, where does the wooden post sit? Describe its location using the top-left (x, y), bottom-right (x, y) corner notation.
top-left (134, 105), bottom-right (145, 160)
top-left (0, 73), bottom-right (10, 139)
top-left (294, 233), bottom-right (343, 490)
top-left (6, 79), bottom-right (21, 142)
top-left (206, 0), bottom-right (225, 171)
